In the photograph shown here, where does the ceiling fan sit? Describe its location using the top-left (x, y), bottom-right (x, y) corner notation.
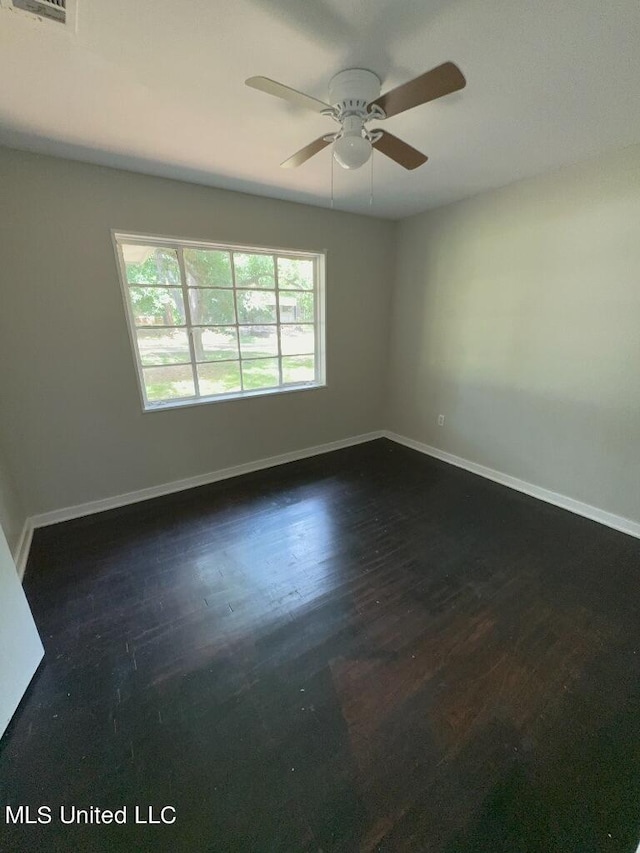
top-left (246, 62), bottom-right (466, 171)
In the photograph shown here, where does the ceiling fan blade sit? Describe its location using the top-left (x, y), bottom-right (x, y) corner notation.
top-left (281, 136), bottom-right (332, 168)
top-left (245, 76), bottom-right (332, 114)
top-left (371, 131), bottom-right (428, 170)
top-left (371, 62), bottom-right (466, 119)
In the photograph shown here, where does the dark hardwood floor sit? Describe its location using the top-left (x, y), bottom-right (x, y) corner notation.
top-left (2, 438), bottom-right (640, 852)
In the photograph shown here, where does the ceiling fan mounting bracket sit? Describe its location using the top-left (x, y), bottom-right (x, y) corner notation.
top-left (365, 104), bottom-right (386, 122)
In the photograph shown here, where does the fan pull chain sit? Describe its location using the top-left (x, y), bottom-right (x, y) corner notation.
top-left (369, 149), bottom-right (374, 208)
top-left (330, 150), bottom-right (334, 209)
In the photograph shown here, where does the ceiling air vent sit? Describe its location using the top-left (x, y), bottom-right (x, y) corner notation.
top-left (13, 0), bottom-right (65, 23)
top-left (4, 0), bottom-right (76, 29)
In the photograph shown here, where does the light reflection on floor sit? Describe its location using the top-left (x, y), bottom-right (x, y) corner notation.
top-left (182, 486), bottom-right (343, 652)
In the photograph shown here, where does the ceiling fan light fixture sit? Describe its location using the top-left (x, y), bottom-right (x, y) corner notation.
top-left (333, 131), bottom-right (372, 170)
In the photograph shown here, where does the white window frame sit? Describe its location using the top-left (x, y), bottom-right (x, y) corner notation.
top-left (112, 231), bottom-right (327, 412)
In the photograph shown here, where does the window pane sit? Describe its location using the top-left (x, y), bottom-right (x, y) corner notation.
top-left (116, 235), bottom-right (323, 410)
top-left (280, 324), bottom-right (315, 355)
top-left (241, 358), bottom-right (279, 391)
top-left (143, 364), bottom-right (195, 401)
top-left (277, 257), bottom-right (314, 290)
top-left (189, 289), bottom-right (236, 325)
top-left (197, 362), bottom-right (242, 396)
top-left (137, 329), bottom-right (191, 366)
top-left (236, 291), bottom-right (277, 324)
top-left (282, 355), bottom-right (315, 384)
top-left (123, 245), bottom-right (180, 285)
top-left (279, 291), bottom-right (314, 323)
top-left (234, 253), bottom-right (275, 289)
top-left (239, 326), bottom-right (278, 359)
top-left (194, 327), bottom-right (239, 362)
top-left (184, 249), bottom-right (232, 288)
top-left (129, 287), bottom-right (185, 326)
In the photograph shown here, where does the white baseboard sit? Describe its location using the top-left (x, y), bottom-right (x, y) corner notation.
top-left (385, 431), bottom-right (640, 540)
top-left (19, 426), bottom-right (639, 580)
top-left (15, 518), bottom-right (34, 580)
top-left (29, 431), bottom-right (385, 532)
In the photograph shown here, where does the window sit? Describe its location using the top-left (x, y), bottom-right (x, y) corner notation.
top-left (113, 233), bottom-right (326, 410)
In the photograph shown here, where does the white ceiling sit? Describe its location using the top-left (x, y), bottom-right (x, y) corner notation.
top-left (1, 0), bottom-right (639, 219)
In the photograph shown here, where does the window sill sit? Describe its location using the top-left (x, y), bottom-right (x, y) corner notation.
top-left (142, 381), bottom-right (327, 413)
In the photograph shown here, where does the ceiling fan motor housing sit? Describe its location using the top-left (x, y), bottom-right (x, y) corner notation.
top-left (328, 69), bottom-right (381, 118)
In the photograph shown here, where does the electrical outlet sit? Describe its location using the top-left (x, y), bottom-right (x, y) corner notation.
top-left (437, 414), bottom-right (445, 427)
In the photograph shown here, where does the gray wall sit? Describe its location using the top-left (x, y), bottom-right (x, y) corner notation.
top-left (0, 147), bottom-right (395, 516)
top-left (388, 143), bottom-right (640, 524)
top-left (0, 447), bottom-right (27, 560)
top-left (2, 142), bottom-right (638, 530)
